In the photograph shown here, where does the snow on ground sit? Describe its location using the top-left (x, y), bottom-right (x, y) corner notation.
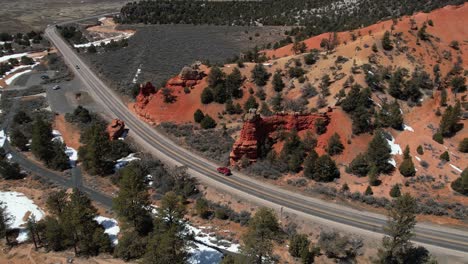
top-left (449, 164), bottom-right (463, 174)
top-left (51, 130), bottom-right (78, 166)
top-left (73, 32), bottom-right (134, 48)
top-left (0, 191), bottom-right (45, 243)
top-left (415, 156), bottom-right (421, 162)
top-left (388, 158), bottom-right (396, 167)
top-left (189, 243), bottom-right (223, 264)
top-left (1, 62), bottom-right (39, 78)
top-left (65, 147), bottom-right (78, 167)
top-left (132, 67), bottom-right (141, 84)
top-left (150, 205), bottom-right (239, 264)
top-left (0, 52), bottom-right (29, 63)
top-left (188, 225), bottom-right (240, 253)
top-left (94, 216), bottom-right (120, 245)
top-left (5, 69), bottom-right (32, 85)
top-left (0, 130), bottom-right (6, 147)
top-left (386, 135), bottom-right (402, 155)
top-left (115, 153), bottom-right (140, 170)
top-left (403, 124), bottom-right (414, 132)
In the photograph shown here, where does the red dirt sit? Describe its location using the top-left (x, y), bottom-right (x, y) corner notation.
top-left (53, 115), bottom-right (81, 150)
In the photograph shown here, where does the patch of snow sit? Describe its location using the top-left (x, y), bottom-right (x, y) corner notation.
top-left (388, 158), bottom-right (396, 167)
top-left (0, 191), bottom-right (45, 243)
top-left (98, 17), bottom-right (107, 22)
top-left (150, 205), bottom-right (240, 263)
top-left (188, 225), bottom-right (240, 253)
top-left (0, 52), bottom-right (29, 63)
top-left (449, 164), bottom-right (462, 173)
top-left (0, 130), bottom-right (6, 147)
top-left (52, 130), bottom-right (62, 137)
top-left (415, 156), bottom-right (421, 162)
top-left (73, 32), bottom-right (134, 48)
top-left (94, 216), bottom-right (120, 245)
top-left (189, 243), bottom-right (223, 264)
top-left (132, 67), bottom-right (141, 84)
top-left (115, 153), bottom-right (140, 170)
top-left (403, 124), bottom-right (414, 132)
top-left (386, 135), bottom-right (402, 155)
top-left (65, 147), bottom-right (78, 167)
top-left (146, 174), bottom-right (153, 186)
top-left (5, 69), bottom-right (32, 85)
top-left (1, 62), bottom-right (39, 78)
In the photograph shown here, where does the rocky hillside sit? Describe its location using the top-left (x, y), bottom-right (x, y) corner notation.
top-left (131, 4), bottom-right (468, 220)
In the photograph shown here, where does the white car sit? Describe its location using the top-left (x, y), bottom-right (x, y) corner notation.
top-left (52, 85), bottom-right (60, 90)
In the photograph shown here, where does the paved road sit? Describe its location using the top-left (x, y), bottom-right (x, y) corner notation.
top-left (44, 26), bottom-right (468, 254)
top-left (0, 97), bottom-right (111, 207)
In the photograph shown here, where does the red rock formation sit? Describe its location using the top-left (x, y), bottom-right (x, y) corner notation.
top-left (107, 119), bottom-right (126, 140)
top-left (229, 112), bottom-right (330, 166)
top-left (136, 82), bottom-right (157, 107)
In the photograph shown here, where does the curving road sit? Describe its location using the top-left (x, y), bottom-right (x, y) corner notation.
top-left (44, 25), bottom-right (468, 255)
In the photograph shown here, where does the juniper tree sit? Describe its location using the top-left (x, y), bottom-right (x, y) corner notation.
top-left (399, 146), bottom-right (416, 177)
top-left (326, 133), bottom-right (344, 156)
top-left (376, 193), bottom-right (431, 264)
top-left (272, 71), bottom-right (285, 92)
top-left (242, 207), bottom-right (281, 264)
top-left (113, 163), bottom-right (152, 235)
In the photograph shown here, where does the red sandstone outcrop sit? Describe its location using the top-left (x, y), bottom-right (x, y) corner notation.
top-left (107, 119), bottom-right (126, 140)
top-left (229, 112), bottom-right (330, 166)
top-left (166, 66), bottom-right (205, 89)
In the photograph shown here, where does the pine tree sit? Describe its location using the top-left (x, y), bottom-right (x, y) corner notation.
top-left (399, 145), bottom-right (416, 177)
top-left (201, 87), bottom-right (214, 104)
top-left (49, 141), bottom-right (70, 171)
top-left (0, 202), bottom-right (13, 246)
top-left (271, 92), bottom-right (283, 112)
top-left (242, 207), bottom-right (280, 264)
top-left (451, 167), bottom-right (468, 195)
top-left (439, 151), bottom-right (449, 162)
top-left (289, 234), bottom-right (310, 258)
top-left (207, 66), bottom-right (224, 87)
top-left (78, 124), bottom-right (112, 175)
top-left (303, 150), bottom-right (318, 179)
top-left (144, 192), bottom-right (189, 264)
top-left (367, 131), bottom-right (393, 174)
top-left (459, 138), bottom-right (468, 153)
top-left (349, 153), bottom-right (370, 177)
top-left (244, 95), bottom-right (259, 112)
top-left (30, 117), bottom-right (53, 163)
top-left (376, 194), bottom-right (430, 263)
top-left (312, 155), bottom-right (340, 182)
top-left (416, 145), bottom-right (424, 155)
top-left (251, 63), bottom-right (269, 86)
top-left (0, 159), bottom-right (23, 180)
top-left (368, 165), bottom-right (380, 186)
top-left (326, 133), bottom-right (344, 156)
top-left (10, 128), bottom-right (28, 151)
top-left (292, 39), bottom-right (307, 54)
top-left (114, 231), bottom-right (147, 261)
top-left (193, 109), bottom-right (204, 123)
top-left (225, 67), bottom-right (243, 98)
top-left (439, 102), bottom-right (462, 137)
top-left (272, 71), bottom-right (285, 92)
top-left (113, 163), bottom-right (152, 234)
top-left (389, 184), bottom-right (401, 198)
top-left (382, 31), bottom-right (393, 50)
top-left (365, 185), bottom-right (373, 195)
top-left (200, 115), bottom-right (217, 129)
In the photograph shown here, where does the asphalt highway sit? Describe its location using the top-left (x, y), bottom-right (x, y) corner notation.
top-left (44, 26), bottom-right (468, 254)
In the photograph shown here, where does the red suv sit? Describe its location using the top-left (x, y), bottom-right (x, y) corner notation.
top-left (217, 167), bottom-right (232, 176)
